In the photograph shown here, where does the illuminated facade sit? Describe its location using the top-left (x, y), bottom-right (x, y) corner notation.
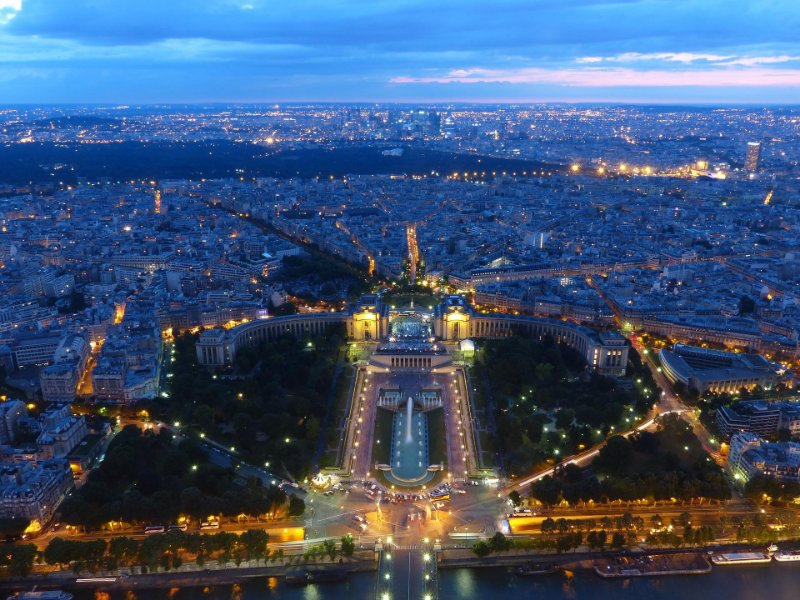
top-left (745, 141), bottom-right (761, 172)
top-left (197, 294), bottom-right (629, 375)
top-left (434, 295), bottom-right (628, 375)
top-left (196, 313), bottom-right (348, 366)
top-left (659, 344), bottom-right (778, 394)
top-left (347, 294), bottom-right (389, 341)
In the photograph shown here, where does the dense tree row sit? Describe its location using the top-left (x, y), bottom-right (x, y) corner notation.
top-left (472, 523), bottom-right (720, 558)
top-left (0, 532), bottom-right (358, 579)
top-left (531, 415), bottom-right (731, 504)
top-left (59, 426), bottom-right (289, 528)
top-left (43, 530), bottom-right (271, 573)
top-left (744, 475), bottom-right (800, 504)
top-left (38, 531), bottom-right (356, 575)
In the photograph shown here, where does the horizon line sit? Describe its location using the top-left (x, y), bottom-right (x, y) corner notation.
top-left (2, 100), bottom-right (800, 109)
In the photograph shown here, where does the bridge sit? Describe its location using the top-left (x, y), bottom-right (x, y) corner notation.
top-left (375, 540), bottom-right (438, 600)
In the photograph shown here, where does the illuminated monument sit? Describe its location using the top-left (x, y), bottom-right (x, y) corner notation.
top-left (197, 293), bottom-right (628, 375)
top-left (195, 293), bottom-right (630, 486)
top-left (370, 311), bottom-right (445, 487)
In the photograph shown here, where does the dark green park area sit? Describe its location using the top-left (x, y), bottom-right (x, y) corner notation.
top-left (531, 414), bottom-right (731, 505)
top-left (159, 325), bottom-right (345, 480)
top-left (474, 335), bottom-right (658, 477)
top-left (58, 425), bottom-right (291, 529)
top-left (0, 142), bottom-right (562, 186)
top-left (272, 254), bottom-right (372, 302)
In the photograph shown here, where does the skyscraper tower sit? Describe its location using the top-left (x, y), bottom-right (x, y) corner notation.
top-left (745, 142), bottom-right (761, 172)
top-left (154, 189), bottom-right (162, 214)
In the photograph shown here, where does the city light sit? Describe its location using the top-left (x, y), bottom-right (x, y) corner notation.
top-left (0, 84), bottom-right (793, 591)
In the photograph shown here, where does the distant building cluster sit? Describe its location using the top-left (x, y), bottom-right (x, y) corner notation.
top-left (0, 106), bottom-right (796, 178)
top-left (0, 179), bottom-right (302, 404)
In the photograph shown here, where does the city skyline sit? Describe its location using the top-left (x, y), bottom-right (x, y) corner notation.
top-left (0, 0), bottom-right (799, 104)
top-left (1, 0), bottom-right (800, 594)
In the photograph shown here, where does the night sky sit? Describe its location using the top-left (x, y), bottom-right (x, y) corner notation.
top-left (1, 0), bottom-right (799, 104)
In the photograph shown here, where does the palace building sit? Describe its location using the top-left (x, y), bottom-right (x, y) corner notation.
top-left (196, 294), bottom-right (629, 375)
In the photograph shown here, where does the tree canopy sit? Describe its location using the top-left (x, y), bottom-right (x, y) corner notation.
top-left (59, 425), bottom-right (287, 528)
top-left (531, 415), bottom-right (731, 504)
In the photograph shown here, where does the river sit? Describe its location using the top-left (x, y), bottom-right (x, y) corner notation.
top-left (69, 564), bottom-right (799, 600)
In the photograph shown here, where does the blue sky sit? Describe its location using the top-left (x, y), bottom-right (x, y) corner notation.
top-left (1, 0), bottom-right (799, 104)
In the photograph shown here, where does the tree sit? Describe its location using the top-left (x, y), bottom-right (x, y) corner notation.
top-left (594, 435), bottom-right (634, 475)
top-left (650, 514), bottom-right (663, 528)
top-left (472, 541), bottom-right (491, 557)
top-left (44, 538), bottom-right (72, 569)
top-left (108, 536), bottom-right (139, 568)
top-left (587, 530), bottom-right (604, 550)
top-left (555, 409), bottom-right (576, 430)
top-left (683, 525), bottom-right (699, 544)
top-left (508, 490), bottom-right (522, 507)
top-left (611, 532), bottom-right (625, 549)
top-left (323, 539), bottom-right (337, 561)
top-left (541, 518), bottom-right (556, 535)
top-left (240, 529), bottom-right (269, 562)
top-left (0, 544), bottom-right (36, 577)
top-left (340, 535), bottom-right (355, 558)
top-left (531, 477), bottom-right (562, 506)
top-left (193, 404), bottom-right (215, 430)
top-left (288, 495), bottom-right (306, 517)
top-left (488, 532), bottom-right (511, 553)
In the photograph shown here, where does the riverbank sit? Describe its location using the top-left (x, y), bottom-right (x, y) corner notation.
top-left (0, 559), bottom-right (376, 592)
top-left (437, 541), bottom-right (799, 575)
top-left (5, 541), bottom-right (800, 592)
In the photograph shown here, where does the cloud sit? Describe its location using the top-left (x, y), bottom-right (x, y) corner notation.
top-left (0, 0), bottom-right (21, 25)
top-left (720, 55), bottom-right (800, 66)
top-left (579, 52), bottom-right (735, 63)
top-left (5, 0), bottom-right (800, 52)
top-left (577, 52), bottom-right (800, 66)
top-left (391, 66), bottom-right (800, 87)
top-left (1, 0), bottom-right (800, 102)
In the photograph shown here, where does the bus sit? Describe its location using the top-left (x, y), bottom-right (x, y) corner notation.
top-left (144, 525), bottom-right (165, 535)
top-left (430, 491), bottom-right (450, 503)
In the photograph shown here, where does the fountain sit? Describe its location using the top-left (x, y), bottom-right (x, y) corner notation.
top-left (405, 397), bottom-right (414, 443)
top-left (384, 394), bottom-right (435, 488)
